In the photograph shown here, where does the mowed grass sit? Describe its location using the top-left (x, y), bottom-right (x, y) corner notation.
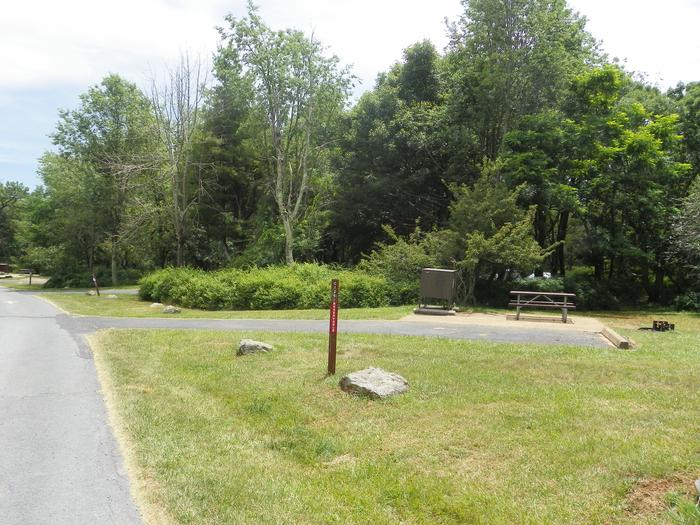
top-left (92, 326), bottom-right (700, 524)
top-left (42, 293), bottom-right (414, 320)
top-left (0, 278), bottom-right (46, 291)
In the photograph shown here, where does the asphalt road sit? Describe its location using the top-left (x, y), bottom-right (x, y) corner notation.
top-left (0, 287), bottom-right (142, 524)
top-left (63, 313), bottom-right (608, 348)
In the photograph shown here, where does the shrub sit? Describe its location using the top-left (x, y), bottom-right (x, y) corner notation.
top-left (358, 227), bottom-right (447, 304)
top-left (673, 291), bottom-right (700, 311)
top-left (45, 265), bottom-right (143, 289)
top-left (138, 263), bottom-right (396, 310)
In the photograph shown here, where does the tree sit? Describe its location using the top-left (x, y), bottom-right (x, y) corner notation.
top-left (566, 66), bottom-right (691, 301)
top-left (52, 74), bottom-right (156, 284)
top-left (218, 2), bottom-right (351, 264)
top-left (0, 181), bottom-right (29, 260)
top-left (672, 175), bottom-right (700, 279)
top-left (37, 154), bottom-right (105, 272)
top-left (447, 163), bottom-right (546, 304)
top-left (150, 53), bottom-right (209, 266)
top-left (331, 41), bottom-right (450, 261)
top-left (447, 0), bottom-right (597, 160)
top-left (669, 82), bottom-right (700, 178)
top-left (501, 110), bottom-right (579, 276)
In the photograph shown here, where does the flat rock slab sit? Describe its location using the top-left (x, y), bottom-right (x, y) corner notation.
top-left (237, 339), bottom-right (273, 356)
top-left (339, 367), bottom-right (409, 399)
top-left (149, 302), bottom-right (163, 308)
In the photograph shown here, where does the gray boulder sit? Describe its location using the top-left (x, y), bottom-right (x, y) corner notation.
top-left (149, 302), bottom-right (164, 308)
top-left (339, 367), bottom-right (409, 399)
top-left (162, 305), bottom-right (181, 314)
top-left (695, 478), bottom-right (700, 495)
top-left (86, 290), bottom-right (97, 296)
top-left (106, 294), bottom-right (118, 299)
top-left (237, 339), bottom-right (273, 356)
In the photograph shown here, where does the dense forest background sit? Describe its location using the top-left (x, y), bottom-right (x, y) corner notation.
top-left (2, 0), bottom-right (700, 309)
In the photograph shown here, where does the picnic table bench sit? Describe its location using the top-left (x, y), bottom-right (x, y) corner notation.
top-left (509, 290), bottom-right (576, 323)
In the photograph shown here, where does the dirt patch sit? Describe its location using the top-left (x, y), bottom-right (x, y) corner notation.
top-left (400, 311), bottom-right (605, 332)
top-left (625, 475), bottom-right (695, 518)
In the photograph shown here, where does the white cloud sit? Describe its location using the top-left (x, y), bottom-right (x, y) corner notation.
top-left (0, 0), bottom-right (464, 92)
top-left (0, 0), bottom-right (233, 89)
top-left (568, 0), bottom-right (700, 88)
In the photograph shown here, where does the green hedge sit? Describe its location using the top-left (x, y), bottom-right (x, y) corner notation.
top-left (139, 264), bottom-right (394, 310)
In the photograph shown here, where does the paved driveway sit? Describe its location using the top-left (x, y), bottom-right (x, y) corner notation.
top-left (0, 288), bottom-right (141, 524)
top-left (64, 314), bottom-right (609, 348)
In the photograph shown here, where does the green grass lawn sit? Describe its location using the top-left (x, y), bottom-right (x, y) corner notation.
top-left (42, 293), bottom-right (414, 320)
top-left (92, 323), bottom-right (700, 524)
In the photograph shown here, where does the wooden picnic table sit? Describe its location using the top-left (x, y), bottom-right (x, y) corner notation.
top-left (508, 290), bottom-right (576, 323)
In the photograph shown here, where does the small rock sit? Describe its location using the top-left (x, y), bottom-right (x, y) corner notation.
top-left (149, 302), bottom-right (163, 308)
top-left (339, 367), bottom-right (409, 399)
top-left (86, 290), bottom-right (97, 296)
top-left (162, 305), bottom-right (181, 314)
top-left (695, 478), bottom-right (700, 495)
top-left (106, 294), bottom-right (118, 299)
top-left (237, 339), bottom-right (273, 356)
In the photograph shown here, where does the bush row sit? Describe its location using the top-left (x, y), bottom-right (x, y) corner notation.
top-left (139, 264), bottom-right (397, 310)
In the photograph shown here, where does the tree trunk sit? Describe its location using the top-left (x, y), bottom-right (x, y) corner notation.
top-left (555, 211), bottom-right (569, 276)
top-left (176, 235), bottom-right (183, 267)
top-left (465, 265), bottom-right (478, 306)
top-left (282, 216), bottom-right (294, 265)
top-left (534, 205), bottom-right (547, 277)
top-left (111, 237), bottom-right (118, 286)
top-left (594, 258), bottom-right (603, 281)
top-left (653, 267), bottom-right (664, 304)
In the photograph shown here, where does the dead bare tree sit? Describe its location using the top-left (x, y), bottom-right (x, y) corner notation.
top-left (150, 53), bottom-right (209, 266)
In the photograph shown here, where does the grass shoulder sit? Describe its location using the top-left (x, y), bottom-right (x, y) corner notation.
top-left (41, 292), bottom-right (414, 320)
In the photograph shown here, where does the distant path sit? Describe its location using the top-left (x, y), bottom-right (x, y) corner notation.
top-left (0, 288), bottom-right (142, 524)
top-left (64, 314), bottom-right (608, 348)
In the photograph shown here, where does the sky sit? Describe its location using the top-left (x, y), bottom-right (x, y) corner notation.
top-left (1, 0), bottom-right (699, 189)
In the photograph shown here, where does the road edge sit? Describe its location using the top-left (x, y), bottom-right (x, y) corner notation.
top-left (88, 331), bottom-right (176, 525)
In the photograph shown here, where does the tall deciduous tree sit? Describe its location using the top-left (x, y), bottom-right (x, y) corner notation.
top-left (332, 41), bottom-right (449, 261)
top-left (218, 2), bottom-right (351, 264)
top-left (0, 181), bottom-right (29, 260)
top-left (447, 0), bottom-right (597, 160)
top-left (52, 74), bottom-right (156, 285)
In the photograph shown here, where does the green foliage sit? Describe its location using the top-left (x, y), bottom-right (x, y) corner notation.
top-left (447, 0), bottom-right (597, 159)
top-left (672, 291), bottom-right (700, 312)
top-left (45, 266), bottom-right (142, 289)
top-left (0, 181), bottom-right (29, 260)
top-left (359, 226), bottom-right (448, 304)
top-left (331, 40), bottom-right (450, 261)
top-left (219, 2), bottom-right (351, 264)
top-left (139, 263), bottom-right (393, 310)
top-left (14, 3), bottom-right (700, 311)
top-left (18, 246), bottom-right (63, 275)
top-left (46, 74), bottom-right (159, 286)
top-left (672, 176), bottom-right (700, 277)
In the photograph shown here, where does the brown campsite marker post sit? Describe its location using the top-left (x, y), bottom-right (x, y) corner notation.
top-left (327, 279), bottom-right (339, 375)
